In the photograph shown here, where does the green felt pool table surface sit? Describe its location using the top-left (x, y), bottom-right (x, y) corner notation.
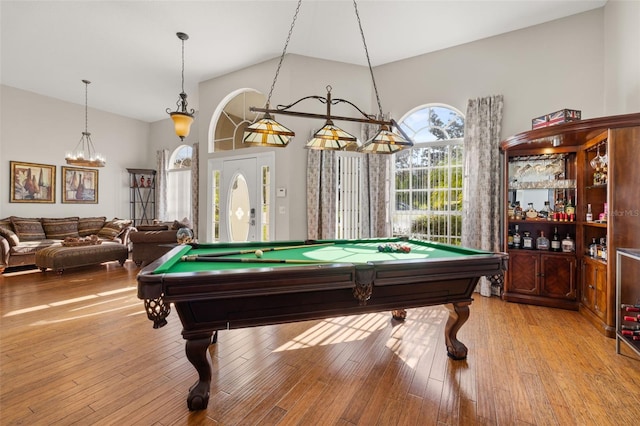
top-left (152, 238), bottom-right (490, 274)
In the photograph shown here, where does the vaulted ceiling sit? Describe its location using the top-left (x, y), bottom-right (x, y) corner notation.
top-left (0, 0), bottom-right (606, 123)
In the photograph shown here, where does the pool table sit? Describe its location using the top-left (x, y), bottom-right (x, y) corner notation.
top-left (137, 238), bottom-right (507, 410)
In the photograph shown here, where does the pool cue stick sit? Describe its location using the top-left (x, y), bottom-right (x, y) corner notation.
top-left (189, 242), bottom-right (335, 258)
top-left (181, 256), bottom-right (337, 264)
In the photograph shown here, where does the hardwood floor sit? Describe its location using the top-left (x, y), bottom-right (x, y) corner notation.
top-left (1, 260), bottom-right (639, 425)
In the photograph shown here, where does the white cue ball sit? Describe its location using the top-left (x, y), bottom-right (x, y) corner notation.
top-left (255, 250), bottom-right (263, 258)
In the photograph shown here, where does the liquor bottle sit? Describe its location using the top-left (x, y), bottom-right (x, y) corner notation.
top-left (536, 231), bottom-right (550, 250)
top-left (525, 203), bottom-right (538, 219)
top-left (513, 225), bottom-right (522, 249)
top-left (561, 233), bottom-right (575, 253)
top-left (538, 201), bottom-right (550, 219)
top-left (550, 227), bottom-right (562, 252)
top-left (514, 201), bottom-right (523, 220)
top-left (554, 198), bottom-right (565, 221)
top-left (589, 238), bottom-right (598, 258)
top-left (598, 237), bottom-right (607, 260)
top-left (522, 231), bottom-right (534, 249)
top-left (507, 227), bottom-right (514, 249)
top-left (565, 197), bottom-right (575, 221)
top-left (585, 204), bottom-right (593, 222)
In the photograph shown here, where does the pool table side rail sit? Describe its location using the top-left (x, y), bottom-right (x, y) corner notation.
top-left (138, 250), bottom-right (507, 304)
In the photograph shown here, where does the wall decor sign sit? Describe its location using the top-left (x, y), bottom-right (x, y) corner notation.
top-left (10, 161), bottom-right (56, 203)
top-left (62, 166), bottom-right (98, 204)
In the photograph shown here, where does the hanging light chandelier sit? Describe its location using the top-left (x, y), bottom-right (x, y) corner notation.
top-left (243, 0), bottom-right (412, 153)
top-left (166, 32), bottom-right (195, 141)
top-left (65, 79), bottom-right (106, 167)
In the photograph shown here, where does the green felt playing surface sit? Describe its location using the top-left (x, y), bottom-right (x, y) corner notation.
top-left (153, 239), bottom-right (490, 274)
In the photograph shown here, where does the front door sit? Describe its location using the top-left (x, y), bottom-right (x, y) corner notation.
top-left (221, 157), bottom-right (258, 242)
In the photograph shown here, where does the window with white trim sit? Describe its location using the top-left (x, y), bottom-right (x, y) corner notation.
top-left (394, 105), bottom-right (464, 245)
top-left (167, 145), bottom-right (192, 222)
top-left (336, 153), bottom-right (362, 239)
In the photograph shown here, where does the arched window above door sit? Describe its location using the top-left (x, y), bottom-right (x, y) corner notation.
top-left (210, 89), bottom-right (265, 153)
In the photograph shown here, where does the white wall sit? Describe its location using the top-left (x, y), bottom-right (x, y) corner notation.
top-left (603, 0), bottom-right (640, 115)
top-left (0, 85), bottom-right (150, 220)
top-left (375, 8), bottom-right (606, 139)
top-left (192, 9), bottom-right (609, 239)
top-left (197, 54), bottom-right (370, 241)
top-left (4, 6), bottom-right (636, 240)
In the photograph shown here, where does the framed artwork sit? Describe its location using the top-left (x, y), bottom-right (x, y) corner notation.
top-left (10, 161), bottom-right (56, 203)
top-left (62, 166), bottom-right (98, 204)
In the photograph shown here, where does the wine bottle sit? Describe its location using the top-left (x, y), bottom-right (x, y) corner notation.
top-left (565, 197), bottom-right (575, 221)
top-left (621, 304), bottom-right (640, 310)
top-left (550, 227), bottom-right (561, 252)
top-left (589, 238), bottom-right (598, 258)
top-left (507, 227), bottom-right (514, 249)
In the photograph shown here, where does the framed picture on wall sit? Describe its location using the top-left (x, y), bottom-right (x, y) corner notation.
top-left (62, 166), bottom-right (98, 204)
top-left (10, 161), bottom-right (56, 203)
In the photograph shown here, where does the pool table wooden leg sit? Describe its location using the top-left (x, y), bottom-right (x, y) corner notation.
top-left (185, 335), bottom-right (213, 411)
top-left (444, 301), bottom-right (471, 360)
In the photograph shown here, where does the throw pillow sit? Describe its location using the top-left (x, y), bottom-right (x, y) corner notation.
top-left (98, 218), bottom-right (132, 239)
top-left (0, 217), bottom-right (12, 230)
top-left (0, 226), bottom-right (20, 247)
top-left (10, 217), bottom-right (45, 241)
top-left (42, 217), bottom-right (80, 240)
top-left (78, 216), bottom-right (106, 237)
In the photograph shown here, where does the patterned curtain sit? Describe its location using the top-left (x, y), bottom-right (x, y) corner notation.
top-left (190, 143), bottom-right (199, 240)
top-left (360, 121), bottom-right (391, 238)
top-left (156, 149), bottom-right (169, 221)
top-left (462, 95), bottom-right (504, 297)
top-left (307, 149), bottom-right (337, 240)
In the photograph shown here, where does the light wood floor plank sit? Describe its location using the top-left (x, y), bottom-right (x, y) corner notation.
top-left (2, 261), bottom-right (639, 425)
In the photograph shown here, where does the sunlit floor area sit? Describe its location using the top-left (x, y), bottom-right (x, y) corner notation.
top-left (1, 261), bottom-right (639, 425)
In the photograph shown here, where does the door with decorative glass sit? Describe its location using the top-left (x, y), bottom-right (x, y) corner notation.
top-left (219, 157), bottom-right (258, 242)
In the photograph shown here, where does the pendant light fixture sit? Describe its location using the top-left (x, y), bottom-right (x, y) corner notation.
top-left (166, 32), bottom-right (195, 141)
top-left (243, 0), bottom-right (412, 153)
top-left (65, 79), bottom-right (106, 167)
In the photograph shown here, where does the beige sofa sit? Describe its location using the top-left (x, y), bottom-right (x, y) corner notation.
top-left (0, 216), bottom-right (133, 272)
